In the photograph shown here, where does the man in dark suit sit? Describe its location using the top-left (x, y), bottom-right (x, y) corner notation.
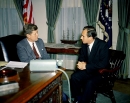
top-left (70, 26), bottom-right (109, 103)
top-left (17, 24), bottom-right (50, 62)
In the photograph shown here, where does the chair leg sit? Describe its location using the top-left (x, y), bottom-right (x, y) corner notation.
top-left (102, 89), bottom-right (116, 103)
top-left (109, 90), bottom-right (116, 103)
top-left (90, 91), bottom-right (97, 103)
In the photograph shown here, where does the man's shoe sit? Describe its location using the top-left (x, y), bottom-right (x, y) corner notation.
top-left (71, 100), bottom-right (78, 103)
top-left (63, 101), bottom-right (69, 103)
top-left (62, 92), bottom-right (69, 103)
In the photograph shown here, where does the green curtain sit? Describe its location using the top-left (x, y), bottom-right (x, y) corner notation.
top-left (45, 0), bottom-right (63, 43)
top-left (116, 0), bottom-right (130, 79)
top-left (82, 0), bottom-right (100, 28)
top-left (13, 0), bottom-right (24, 25)
top-left (45, 0), bottom-right (62, 59)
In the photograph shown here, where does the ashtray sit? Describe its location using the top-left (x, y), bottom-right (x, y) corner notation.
top-left (0, 67), bottom-right (20, 83)
top-left (61, 40), bottom-right (78, 44)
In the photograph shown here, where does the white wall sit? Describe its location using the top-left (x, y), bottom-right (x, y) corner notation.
top-left (32, 0), bottom-right (118, 48)
top-left (32, 0), bottom-right (48, 43)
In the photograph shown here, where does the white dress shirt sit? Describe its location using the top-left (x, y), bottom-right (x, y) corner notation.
top-left (27, 40), bottom-right (41, 57)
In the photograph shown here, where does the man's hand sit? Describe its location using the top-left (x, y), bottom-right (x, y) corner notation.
top-left (77, 61), bottom-right (86, 70)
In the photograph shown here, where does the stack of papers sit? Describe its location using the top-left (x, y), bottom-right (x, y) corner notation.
top-left (5, 61), bottom-right (28, 68)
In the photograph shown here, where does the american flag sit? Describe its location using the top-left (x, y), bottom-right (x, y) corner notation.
top-left (23, 0), bottom-right (34, 24)
top-left (98, 0), bottom-right (112, 48)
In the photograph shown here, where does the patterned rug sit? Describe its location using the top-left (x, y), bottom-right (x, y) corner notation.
top-left (63, 80), bottom-right (130, 103)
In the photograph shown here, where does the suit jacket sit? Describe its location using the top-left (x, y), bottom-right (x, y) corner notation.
top-left (17, 38), bottom-right (50, 62)
top-left (78, 38), bottom-right (109, 74)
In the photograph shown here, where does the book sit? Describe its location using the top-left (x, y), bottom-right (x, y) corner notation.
top-left (0, 82), bottom-right (19, 96)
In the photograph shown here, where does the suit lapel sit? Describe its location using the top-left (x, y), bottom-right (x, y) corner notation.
top-left (24, 39), bottom-right (35, 58)
top-left (89, 39), bottom-right (98, 61)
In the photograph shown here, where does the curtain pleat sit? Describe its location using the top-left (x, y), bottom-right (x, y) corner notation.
top-left (82, 0), bottom-right (100, 28)
top-left (45, 0), bottom-right (62, 59)
top-left (45, 0), bottom-right (63, 43)
top-left (116, 0), bottom-right (130, 79)
top-left (13, 0), bottom-right (24, 25)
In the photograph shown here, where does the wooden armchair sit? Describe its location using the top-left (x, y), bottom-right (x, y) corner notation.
top-left (90, 49), bottom-right (126, 103)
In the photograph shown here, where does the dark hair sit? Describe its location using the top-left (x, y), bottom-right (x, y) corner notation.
top-left (23, 24), bottom-right (38, 35)
top-left (83, 26), bottom-right (97, 39)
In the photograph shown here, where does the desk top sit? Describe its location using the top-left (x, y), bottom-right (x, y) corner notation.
top-left (0, 66), bottom-right (63, 103)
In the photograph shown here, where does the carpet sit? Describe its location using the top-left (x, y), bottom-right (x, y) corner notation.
top-left (63, 80), bottom-right (130, 103)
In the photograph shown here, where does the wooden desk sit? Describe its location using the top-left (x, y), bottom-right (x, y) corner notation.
top-left (0, 66), bottom-right (63, 103)
top-left (45, 43), bottom-right (81, 54)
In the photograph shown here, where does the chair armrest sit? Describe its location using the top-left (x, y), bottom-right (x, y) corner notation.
top-left (99, 67), bottom-right (120, 74)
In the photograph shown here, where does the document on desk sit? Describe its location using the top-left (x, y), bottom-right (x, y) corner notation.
top-left (0, 61), bottom-right (8, 66)
top-left (5, 61), bottom-right (28, 68)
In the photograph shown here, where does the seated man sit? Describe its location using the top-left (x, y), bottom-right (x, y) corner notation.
top-left (17, 24), bottom-right (68, 103)
top-left (70, 26), bottom-right (109, 103)
top-left (17, 24), bottom-right (50, 62)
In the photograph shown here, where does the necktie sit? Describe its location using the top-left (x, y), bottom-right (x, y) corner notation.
top-left (87, 45), bottom-right (90, 56)
top-left (32, 43), bottom-right (39, 59)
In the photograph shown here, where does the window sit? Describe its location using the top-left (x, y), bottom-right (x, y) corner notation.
top-left (0, 0), bottom-right (22, 37)
top-left (55, 0), bottom-right (87, 69)
top-left (55, 0), bottom-right (87, 43)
